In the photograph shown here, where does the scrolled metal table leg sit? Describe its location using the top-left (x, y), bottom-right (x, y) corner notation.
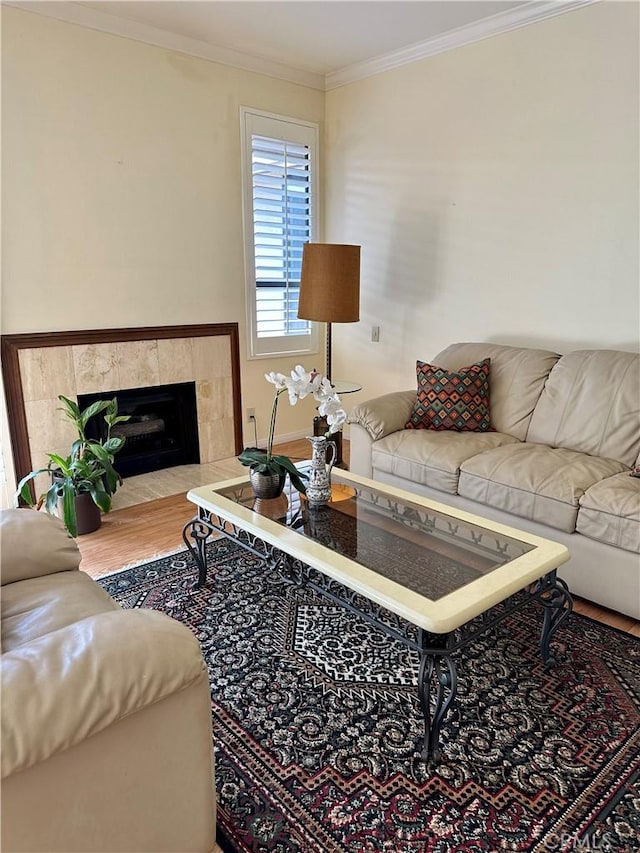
top-left (539, 571), bottom-right (573, 666)
top-left (417, 630), bottom-right (457, 763)
top-left (182, 511), bottom-right (214, 588)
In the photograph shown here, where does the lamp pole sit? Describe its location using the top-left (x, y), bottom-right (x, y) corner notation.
top-left (326, 321), bottom-right (333, 383)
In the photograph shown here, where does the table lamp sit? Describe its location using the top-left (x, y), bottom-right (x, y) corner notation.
top-left (297, 243), bottom-right (361, 382)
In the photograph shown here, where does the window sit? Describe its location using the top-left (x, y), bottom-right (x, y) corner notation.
top-left (241, 108), bottom-right (319, 358)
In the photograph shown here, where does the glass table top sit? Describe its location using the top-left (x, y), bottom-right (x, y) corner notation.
top-left (212, 473), bottom-right (534, 602)
top-left (188, 468), bottom-right (569, 633)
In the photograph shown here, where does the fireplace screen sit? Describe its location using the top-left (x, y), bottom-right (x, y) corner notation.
top-left (79, 382), bottom-right (200, 478)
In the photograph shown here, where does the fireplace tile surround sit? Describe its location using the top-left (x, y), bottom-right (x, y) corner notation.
top-left (2, 325), bottom-right (242, 496)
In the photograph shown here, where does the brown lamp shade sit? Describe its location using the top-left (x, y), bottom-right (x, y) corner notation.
top-left (297, 243), bottom-right (360, 323)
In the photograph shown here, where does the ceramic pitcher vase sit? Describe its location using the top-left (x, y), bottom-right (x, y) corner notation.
top-left (305, 435), bottom-right (337, 507)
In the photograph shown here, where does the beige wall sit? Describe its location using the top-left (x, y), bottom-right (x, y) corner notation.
top-left (0, 6), bottom-right (325, 470)
top-left (2, 3), bottom-right (639, 494)
top-left (325, 2), bottom-right (640, 407)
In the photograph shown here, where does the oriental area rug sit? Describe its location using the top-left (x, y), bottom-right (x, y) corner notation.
top-left (99, 539), bottom-right (640, 853)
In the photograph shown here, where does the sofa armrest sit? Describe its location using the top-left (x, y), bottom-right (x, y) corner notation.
top-left (1, 509), bottom-right (80, 586)
top-left (347, 390), bottom-right (416, 441)
top-left (1, 608), bottom-right (207, 778)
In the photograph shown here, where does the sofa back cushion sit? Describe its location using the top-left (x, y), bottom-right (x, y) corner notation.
top-left (527, 350), bottom-right (640, 466)
top-left (432, 343), bottom-right (560, 441)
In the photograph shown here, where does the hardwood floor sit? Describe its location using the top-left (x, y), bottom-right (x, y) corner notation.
top-left (76, 491), bottom-right (196, 577)
top-left (76, 439), bottom-right (640, 638)
top-left (76, 438), bottom-right (314, 578)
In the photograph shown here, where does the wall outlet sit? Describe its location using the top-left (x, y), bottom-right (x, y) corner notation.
top-left (371, 325), bottom-right (380, 342)
top-left (246, 407), bottom-right (255, 422)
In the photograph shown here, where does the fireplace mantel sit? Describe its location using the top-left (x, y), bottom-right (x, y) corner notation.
top-left (1, 324), bottom-right (242, 487)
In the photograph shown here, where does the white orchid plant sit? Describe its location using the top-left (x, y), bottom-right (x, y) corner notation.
top-left (238, 365), bottom-right (347, 495)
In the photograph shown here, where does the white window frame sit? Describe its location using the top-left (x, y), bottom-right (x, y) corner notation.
top-left (240, 107), bottom-right (320, 359)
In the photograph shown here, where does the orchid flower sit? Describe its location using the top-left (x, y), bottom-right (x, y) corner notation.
top-left (243, 365), bottom-right (347, 473)
top-left (318, 394), bottom-right (347, 434)
top-left (264, 371), bottom-right (287, 391)
top-left (285, 365), bottom-right (321, 405)
top-left (313, 376), bottom-right (335, 402)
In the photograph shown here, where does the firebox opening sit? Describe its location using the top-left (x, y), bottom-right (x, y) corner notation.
top-left (78, 382), bottom-right (200, 478)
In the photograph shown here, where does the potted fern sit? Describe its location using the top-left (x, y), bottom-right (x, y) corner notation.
top-left (15, 395), bottom-right (130, 537)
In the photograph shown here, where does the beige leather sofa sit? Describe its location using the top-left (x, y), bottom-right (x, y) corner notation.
top-left (348, 343), bottom-right (640, 619)
top-left (0, 508), bottom-right (216, 853)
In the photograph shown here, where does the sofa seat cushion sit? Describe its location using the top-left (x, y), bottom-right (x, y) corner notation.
top-left (371, 429), bottom-right (520, 494)
top-left (577, 473), bottom-right (640, 553)
top-left (458, 444), bottom-right (627, 532)
top-left (1, 571), bottom-right (118, 653)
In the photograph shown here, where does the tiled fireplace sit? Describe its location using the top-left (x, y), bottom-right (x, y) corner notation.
top-left (2, 324), bottom-right (242, 493)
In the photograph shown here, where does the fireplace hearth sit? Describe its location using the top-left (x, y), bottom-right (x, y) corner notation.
top-left (79, 382), bottom-right (200, 478)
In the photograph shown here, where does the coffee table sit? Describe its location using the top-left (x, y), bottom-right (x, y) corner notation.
top-left (183, 468), bottom-right (572, 762)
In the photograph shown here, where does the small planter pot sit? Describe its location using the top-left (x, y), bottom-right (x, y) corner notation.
top-left (74, 493), bottom-right (102, 535)
top-left (52, 475), bottom-right (102, 536)
top-left (249, 469), bottom-right (286, 500)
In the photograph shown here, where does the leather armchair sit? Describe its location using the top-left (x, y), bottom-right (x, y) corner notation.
top-left (0, 508), bottom-right (216, 852)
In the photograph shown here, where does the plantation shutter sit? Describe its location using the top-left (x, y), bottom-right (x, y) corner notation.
top-left (252, 135), bottom-right (311, 339)
top-left (241, 109), bottom-right (319, 359)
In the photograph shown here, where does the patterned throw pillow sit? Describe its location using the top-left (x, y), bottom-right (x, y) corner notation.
top-left (405, 358), bottom-right (492, 431)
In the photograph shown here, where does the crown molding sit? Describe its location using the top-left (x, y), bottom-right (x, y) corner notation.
top-left (325, 0), bottom-right (599, 90)
top-left (4, 0), bottom-right (598, 93)
top-left (3, 1), bottom-right (326, 91)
